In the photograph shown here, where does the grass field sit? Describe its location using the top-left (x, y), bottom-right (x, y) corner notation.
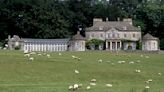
top-left (0, 50), bottom-right (163, 92)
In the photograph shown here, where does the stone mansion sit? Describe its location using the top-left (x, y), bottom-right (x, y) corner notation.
top-left (8, 18), bottom-right (159, 52)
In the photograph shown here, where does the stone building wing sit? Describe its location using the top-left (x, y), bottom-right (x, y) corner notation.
top-left (143, 33), bottom-right (158, 40)
top-left (71, 32), bottom-right (86, 40)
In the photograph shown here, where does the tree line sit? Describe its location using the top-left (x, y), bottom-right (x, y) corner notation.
top-left (0, 0), bottom-right (164, 49)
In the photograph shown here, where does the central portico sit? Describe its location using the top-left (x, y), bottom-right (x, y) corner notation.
top-left (105, 39), bottom-right (122, 50)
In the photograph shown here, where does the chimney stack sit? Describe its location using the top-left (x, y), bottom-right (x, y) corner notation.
top-left (106, 17), bottom-right (108, 21)
top-left (123, 18), bottom-right (133, 25)
top-left (117, 17), bottom-right (120, 21)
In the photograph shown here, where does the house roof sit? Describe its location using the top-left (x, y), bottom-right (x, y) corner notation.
top-left (143, 33), bottom-right (158, 40)
top-left (85, 21), bottom-right (141, 32)
top-left (22, 38), bottom-right (70, 43)
top-left (71, 31), bottom-right (86, 40)
top-left (9, 35), bottom-right (23, 42)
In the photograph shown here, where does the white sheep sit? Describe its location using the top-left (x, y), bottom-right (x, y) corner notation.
top-left (38, 53), bottom-right (42, 56)
top-left (106, 61), bottom-right (111, 63)
top-left (129, 61), bottom-right (134, 64)
top-left (145, 81), bottom-right (149, 84)
top-left (148, 79), bottom-right (153, 82)
top-left (5, 44), bottom-right (8, 47)
top-left (106, 84), bottom-right (113, 87)
top-left (58, 53), bottom-right (62, 56)
top-left (77, 58), bottom-right (81, 61)
top-left (145, 56), bottom-right (150, 59)
top-left (90, 82), bottom-right (96, 86)
top-left (29, 57), bottom-right (34, 61)
top-left (158, 73), bottom-right (162, 76)
top-left (72, 55), bottom-right (76, 59)
top-left (135, 69), bottom-right (141, 73)
top-left (145, 85), bottom-right (150, 89)
top-left (75, 70), bottom-right (79, 74)
top-left (47, 54), bottom-right (50, 58)
top-left (118, 61), bottom-right (126, 64)
top-left (73, 84), bottom-right (79, 89)
top-left (86, 86), bottom-right (91, 90)
top-left (111, 63), bottom-right (115, 65)
top-left (78, 84), bottom-right (83, 88)
top-left (24, 50), bottom-right (28, 54)
top-left (24, 54), bottom-right (30, 57)
top-left (68, 85), bottom-right (73, 90)
top-left (90, 79), bottom-right (96, 82)
top-left (140, 54), bottom-right (143, 57)
top-left (136, 60), bottom-right (141, 63)
top-left (98, 59), bottom-right (103, 63)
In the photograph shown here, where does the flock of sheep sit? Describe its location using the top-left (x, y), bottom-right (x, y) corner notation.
top-left (22, 50), bottom-right (162, 91)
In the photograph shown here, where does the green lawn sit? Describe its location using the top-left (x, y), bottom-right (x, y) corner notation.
top-left (0, 50), bottom-right (163, 92)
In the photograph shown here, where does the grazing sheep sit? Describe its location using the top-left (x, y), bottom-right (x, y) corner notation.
top-left (118, 61), bottom-right (126, 64)
top-left (78, 84), bottom-right (83, 88)
top-left (145, 85), bottom-right (150, 89)
top-left (24, 50), bottom-right (28, 54)
top-left (74, 70), bottom-right (79, 74)
top-left (90, 82), bottom-right (96, 86)
top-left (129, 61), bottom-right (134, 64)
top-left (24, 54), bottom-right (30, 57)
top-left (90, 79), bottom-right (96, 82)
top-left (98, 59), bottom-right (103, 63)
top-left (136, 60), bottom-right (141, 63)
top-left (135, 69), bottom-right (141, 73)
top-left (145, 56), bottom-right (150, 59)
top-left (106, 84), bottom-right (113, 87)
top-left (86, 86), bottom-right (91, 90)
top-left (148, 79), bottom-right (153, 82)
top-left (111, 63), bottom-right (115, 65)
top-left (68, 85), bottom-right (73, 90)
top-left (77, 58), bottom-right (81, 61)
top-left (73, 84), bottom-right (79, 90)
top-left (58, 53), bottom-right (62, 56)
top-left (140, 55), bottom-right (143, 57)
top-left (158, 73), bottom-right (162, 76)
top-left (69, 84), bottom-right (82, 91)
top-left (72, 55), bottom-right (76, 59)
top-left (106, 61), bottom-right (111, 63)
top-left (38, 53), bottom-right (42, 56)
top-left (145, 79), bottom-right (153, 84)
top-left (5, 44), bottom-right (8, 47)
top-left (145, 81), bottom-right (149, 84)
top-left (47, 54), bottom-right (50, 58)
top-left (29, 57), bottom-right (34, 61)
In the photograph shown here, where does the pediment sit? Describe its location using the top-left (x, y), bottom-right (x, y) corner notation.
top-left (106, 28), bottom-right (119, 33)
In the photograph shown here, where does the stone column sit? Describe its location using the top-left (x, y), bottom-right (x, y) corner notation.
top-left (106, 41), bottom-right (108, 50)
top-left (116, 42), bottom-right (117, 50)
top-left (120, 41), bottom-right (122, 50)
top-left (110, 42), bottom-right (112, 50)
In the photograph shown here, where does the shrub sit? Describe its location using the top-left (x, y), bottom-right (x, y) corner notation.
top-left (86, 39), bottom-right (104, 50)
top-left (14, 45), bottom-right (21, 50)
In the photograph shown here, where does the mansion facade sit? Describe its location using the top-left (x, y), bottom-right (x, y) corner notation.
top-left (8, 18), bottom-right (159, 52)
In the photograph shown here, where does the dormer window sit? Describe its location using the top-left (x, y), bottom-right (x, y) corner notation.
top-left (123, 26), bottom-right (127, 30)
top-left (133, 34), bottom-right (136, 38)
top-left (99, 26), bottom-right (103, 30)
top-left (124, 34), bottom-right (127, 38)
top-left (100, 34), bottom-right (103, 37)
